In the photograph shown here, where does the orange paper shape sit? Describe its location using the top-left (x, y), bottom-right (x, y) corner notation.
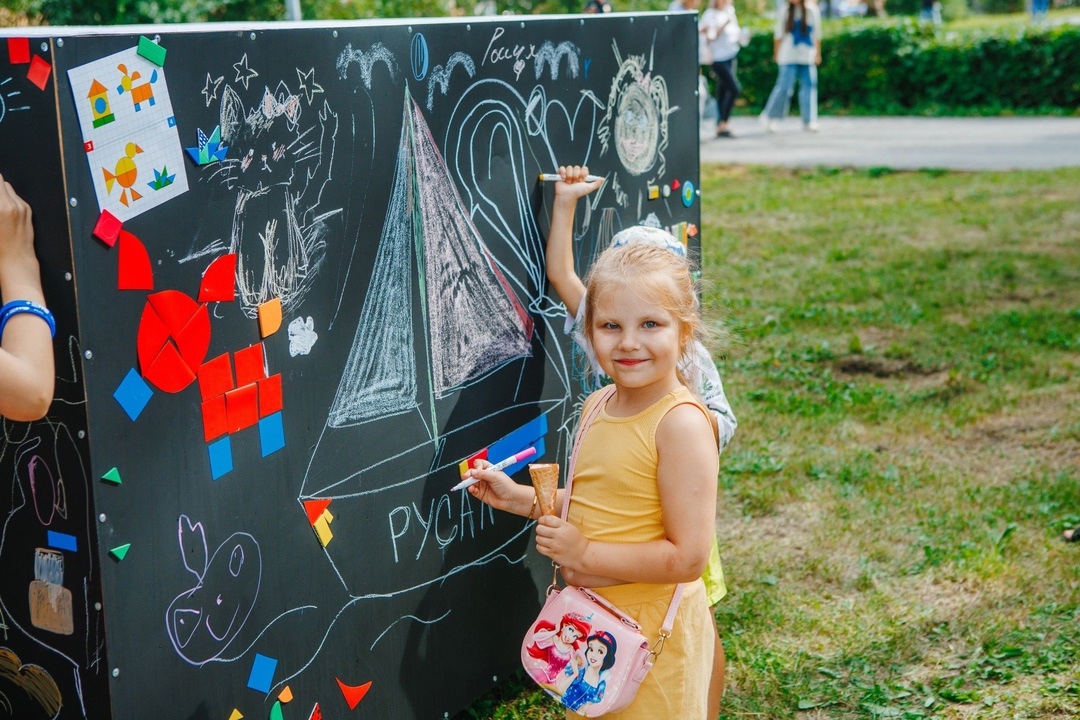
top-left (258, 375), bottom-right (282, 417)
top-left (93, 210), bottom-right (122, 247)
top-left (304, 499), bottom-right (332, 526)
top-left (336, 679), bottom-right (372, 710)
top-left (145, 340), bottom-right (197, 393)
top-left (278, 685), bottom-right (293, 703)
top-left (233, 344), bottom-right (265, 388)
top-left (198, 253), bottom-right (236, 303)
top-left (198, 353), bottom-right (234, 402)
top-left (201, 395), bottom-right (228, 442)
top-left (258, 298), bottom-right (282, 337)
top-left (7, 38), bottom-right (29, 64)
top-left (27, 55), bottom-right (51, 90)
top-left (225, 383), bottom-right (259, 433)
top-left (117, 230), bottom-right (153, 290)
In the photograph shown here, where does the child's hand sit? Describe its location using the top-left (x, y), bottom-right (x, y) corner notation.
top-left (465, 460), bottom-right (524, 514)
top-left (553, 165), bottom-right (604, 202)
top-left (0, 174), bottom-right (36, 272)
top-left (534, 515), bottom-right (590, 569)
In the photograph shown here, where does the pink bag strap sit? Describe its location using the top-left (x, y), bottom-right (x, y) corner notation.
top-left (559, 384), bottom-right (686, 647)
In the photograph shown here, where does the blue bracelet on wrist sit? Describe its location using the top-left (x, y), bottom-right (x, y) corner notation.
top-left (0, 300), bottom-right (57, 340)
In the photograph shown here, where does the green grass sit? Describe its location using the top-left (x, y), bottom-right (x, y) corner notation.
top-left (458, 165), bottom-right (1080, 719)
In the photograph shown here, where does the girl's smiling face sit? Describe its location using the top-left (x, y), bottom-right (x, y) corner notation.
top-left (560, 623), bottom-right (583, 645)
top-left (586, 639), bottom-right (609, 668)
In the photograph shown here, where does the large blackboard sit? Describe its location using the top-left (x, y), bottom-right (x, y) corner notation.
top-left (0, 15), bottom-right (700, 719)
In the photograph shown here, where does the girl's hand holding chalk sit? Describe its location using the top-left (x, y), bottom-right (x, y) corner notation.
top-left (549, 166), bottom-right (605, 202)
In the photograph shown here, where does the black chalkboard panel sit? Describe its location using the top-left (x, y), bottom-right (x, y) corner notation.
top-left (1, 14), bottom-right (700, 719)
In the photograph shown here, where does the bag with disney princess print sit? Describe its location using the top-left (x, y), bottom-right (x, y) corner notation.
top-left (520, 386), bottom-right (686, 717)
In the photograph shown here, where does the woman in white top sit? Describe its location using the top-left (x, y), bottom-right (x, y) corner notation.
top-left (700, 0), bottom-right (743, 138)
top-left (759, 0), bottom-right (822, 132)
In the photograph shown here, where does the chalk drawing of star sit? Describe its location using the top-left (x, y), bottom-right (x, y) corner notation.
top-left (296, 67), bottom-right (324, 105)
top-left (792, 23), bottom-right (814, 47)
top-left (233, 53), bottom-right (259, 90)
top-left (202, 74), bottom-right (224, 106)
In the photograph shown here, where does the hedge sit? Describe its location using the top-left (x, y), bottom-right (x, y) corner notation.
top-left (726, 20), bottom-right (1080, 115)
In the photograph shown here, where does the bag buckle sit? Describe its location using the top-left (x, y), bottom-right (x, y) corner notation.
top-left (546, 561), bottom-right (561, 595)
top-left (649, 629), bottom-right (670, 660)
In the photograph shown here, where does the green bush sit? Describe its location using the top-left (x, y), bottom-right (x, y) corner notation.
top-left (735, 20), bottom-right (1080, 115)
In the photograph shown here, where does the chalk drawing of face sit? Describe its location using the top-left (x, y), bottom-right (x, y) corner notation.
top-left (166, 515), bottom-right (262, 666)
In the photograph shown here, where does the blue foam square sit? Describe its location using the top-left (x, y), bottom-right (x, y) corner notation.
top-left (247, 652), bottom-right (277, 694)
top-left (259, 412), bottom-right (285, 457)
top-left (47, 531), bottom-right (77, 552)
top-left (208, 437), bottom-right (233, 480)
top-left (113, 369), bottom-right (153, 421)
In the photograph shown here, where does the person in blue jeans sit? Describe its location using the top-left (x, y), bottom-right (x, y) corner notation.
top-left (759, 0), bottom-right (822, 133)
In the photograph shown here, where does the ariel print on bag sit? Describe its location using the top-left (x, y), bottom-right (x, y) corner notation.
top-left (560, 631), bottom-right (618, 712)
top-left (524, 613), bottom-right (591, 689)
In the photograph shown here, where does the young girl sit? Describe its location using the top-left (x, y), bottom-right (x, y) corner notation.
top-left (465, 233), bottom-right (720, 718)
top-left (545, 165), bottom-right (734, 718)
top-left (759, 0), bottom-right (822, 133)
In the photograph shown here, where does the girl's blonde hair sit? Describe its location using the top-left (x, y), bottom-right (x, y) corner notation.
top-left (582, 243), bottom-right (703, 387)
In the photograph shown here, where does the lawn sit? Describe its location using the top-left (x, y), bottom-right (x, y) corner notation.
top-left (458, 164), bottom-right (1080, 719)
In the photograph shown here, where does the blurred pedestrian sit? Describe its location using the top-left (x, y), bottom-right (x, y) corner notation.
top-left (919, 0), bottom-right (942, 24)
top-left (759, 0), bottom-right (821, 133)
top-left (583, 0), bottom-right (613, 12)
top-left (700, 0), bottom-right (743, 138)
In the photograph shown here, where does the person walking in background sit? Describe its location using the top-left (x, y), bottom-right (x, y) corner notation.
top-left (700, 0), bottom-right (743, 138)
top-left (0, 172), bottom-right (55, 421)
top-left (1030, 0), bottom-right (1050, 22)
top-left (759, 0), bottom-right (822, 133)
top-left (669, 0), bottom-right (700, 14)
top-left (583, 0), bottom-right (613, 13)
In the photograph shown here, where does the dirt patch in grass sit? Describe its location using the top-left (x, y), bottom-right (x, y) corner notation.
top-left (833, 355), bottom-right (943, 378)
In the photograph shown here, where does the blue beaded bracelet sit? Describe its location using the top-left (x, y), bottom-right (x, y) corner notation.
top-left (0, 300), bottom-right (56, 340)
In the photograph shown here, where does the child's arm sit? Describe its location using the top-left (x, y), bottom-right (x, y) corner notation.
top-left (546, 165), bottom-right (603, 319)
top-left (0, 175), bottom-right (54, 421)
top-left (535, 404), bottom-right (718, 586)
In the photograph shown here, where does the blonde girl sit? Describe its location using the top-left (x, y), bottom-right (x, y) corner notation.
top-left (465, 242), bottom-right (719, 718)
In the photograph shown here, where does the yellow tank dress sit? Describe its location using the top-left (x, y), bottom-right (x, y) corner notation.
top-left (564, 386), bottom-right (715, 720)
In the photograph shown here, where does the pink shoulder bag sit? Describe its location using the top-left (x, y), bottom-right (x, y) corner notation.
top-left (520, 386), bottom-right (686, 717)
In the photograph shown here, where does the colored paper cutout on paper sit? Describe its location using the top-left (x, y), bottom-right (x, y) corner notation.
top-left (258, 298), bottom-right (282, 337)
top-left (114, 368), bottom-right (153, 421)
top-left (109, 543), bottom-right (131, 561)
top-left (27, 55), bottom-right (51, 90)
top-left (247, 653), bottom-right (277, 694)
top-left (459, 448), bottom-right (489, 479)
top-left (304, 500), bottom-right (331, 525)
top-left (278, 686), bottom-right (293, 703)
top-left (227, 710), bottom-right (243, 720)
top-left (87, 79), bottom-right (116, 129)
top-left (7, 38), bottom-right (29, 64)
top-left (102, 467), bottom-right (122, 484)
top-left (269, 702), bottom-right (284, 720)
top-left (147, 166), bottom-right (176, 191)
top-left (137, 36), bottom-right (167, 66)
top-left (257, 375), bottom-right (282, 418)
top-left (233, 344), bottom-right (265, 388)
top-left (226, 384), bottom-right (259, 434)
top-left (186, 125), bottom-right (229, 166)
top-left (308, 704), bottom-right (322, 720)
top-left (336, 679), bottom-right (371, 710)
top-left (312, 513), bottom-right (333, 547)
top-left (258, 411), bottom-right (285, 457)
top-left (117, 230), bottom-right (154, 290)
top-left (198, 253), bottom-right (237, 303)
top-left (208, 437), bottom-right (233, 480)
top-left (201, 395), bottom-right (228, 442)
top-left (103, 142), bottom-right (144, 207)
top-left (198, 353), bottom-right (234, 401)
top-left (117, 63), bottom-right (158, 112)
top-left (47, 531), bottom-right (77, 552)
top-left (93, 209), bottom-right (122, 247)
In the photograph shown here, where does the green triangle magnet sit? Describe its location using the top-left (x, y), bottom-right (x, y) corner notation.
top-left (102, 467), bottom-right (122, 484)
top-left (109, 543), bottom-right (131, 561)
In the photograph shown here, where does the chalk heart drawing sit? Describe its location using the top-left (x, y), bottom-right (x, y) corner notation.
top-left (166, 515), bottom-right (262, 666)
top-left (211, 78), bottom-right (341, 318)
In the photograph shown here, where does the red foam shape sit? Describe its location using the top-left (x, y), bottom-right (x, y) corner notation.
top-left (8, 38), bottom-right (29, 64)
top-left (307, 703), bottom-right (322, 720)
top-left (93, 210), bottom-right (122, 247)
top-left (144, 340), bottom-right (197, 393)
top-left (198, 254), bottom-right (237, 303)
top-left (336, 679), bottom-right (371, 710)
top-left (27, 55), bottom-right (51, 90)
top-left (117, 230), bottom-right (154, 290)
top-left (147, 290), bottom-right (199, 336)
top-left (174, 303), bottom-right (211, 375)
top-left (136, 304), bottom-right (171, 377)
top-left (201, 395), bottom-right (228, 442)
top-left (671, 178), bottom-right (681, 190)
top-left (233, 343), bottom-right (266, 388)
top-left (258, 375), bottom-right (282, 417)
top-left (465, 448), bottom-right (489, 477)
top-left (198, 353), bottom-right (234, 402)
top-left (303, 499), bottom-right (332, 526)
top-left (225, 383), bottom-right (259, 433)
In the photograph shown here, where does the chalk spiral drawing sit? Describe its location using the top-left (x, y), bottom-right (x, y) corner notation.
top-left (597, 39), bottom-right (673, 180)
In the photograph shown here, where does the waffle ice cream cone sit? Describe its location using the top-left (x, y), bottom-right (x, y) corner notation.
top-left (529, 463), bottom-right (559, 516)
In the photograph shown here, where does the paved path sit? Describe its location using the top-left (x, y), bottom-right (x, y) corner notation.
top-left (699, 116), bottom-right (1080, 170)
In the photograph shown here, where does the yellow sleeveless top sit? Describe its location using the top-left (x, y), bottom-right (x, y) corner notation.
top-left (564, 386), bottom-right (714, 720)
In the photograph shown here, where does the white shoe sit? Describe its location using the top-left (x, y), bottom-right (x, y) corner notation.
top-left (759, 114), bottom-right (779, 133)
top-left (804, 122), bottom-right (820, 133)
